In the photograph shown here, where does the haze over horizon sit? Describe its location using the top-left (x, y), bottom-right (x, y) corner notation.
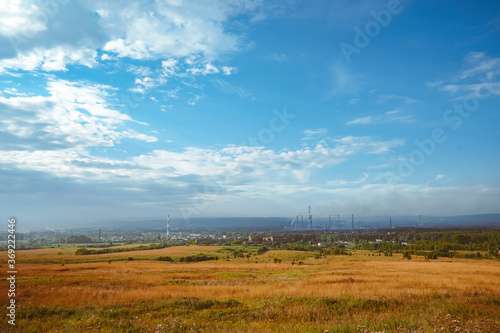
top-left (1, 0), bottom-right (500, 226)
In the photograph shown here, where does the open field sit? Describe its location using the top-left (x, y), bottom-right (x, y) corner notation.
top-left (2, 245), bottom-right (500, 332)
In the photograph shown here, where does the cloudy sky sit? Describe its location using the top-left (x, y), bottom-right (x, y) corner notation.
top-left (1, 0), bottom-right (500, 226)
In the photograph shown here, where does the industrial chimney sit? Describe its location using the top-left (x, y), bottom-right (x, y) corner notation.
top-left (167, 215), bottom-right (170, 240)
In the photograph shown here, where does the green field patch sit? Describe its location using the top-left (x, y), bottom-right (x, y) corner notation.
top-left (16, 276), bottom-right (66, 284)
top-left (172, 298), bottom-right (242, 310)
top-left (217, 270), bottom-right (259, 280)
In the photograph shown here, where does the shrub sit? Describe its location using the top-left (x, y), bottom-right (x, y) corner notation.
top-left (180, 253), bottom-right (217, 263)
top-left (425, 252), bottom-right (438, 260)
top-left (75, 248), bottom-right (90, 255)
top-left (257, 247), bottom-right (268, 255)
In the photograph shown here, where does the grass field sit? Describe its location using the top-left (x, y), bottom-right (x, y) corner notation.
top-left (1, 245), bottom-right (500, 332)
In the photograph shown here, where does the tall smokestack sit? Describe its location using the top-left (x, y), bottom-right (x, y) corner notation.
top-left (351, 214), bottom-right (354, 232)
top-left (167, 215), bottom-right (170, 240)
top-left (309, 206), bottom-right (312, 229)
top-left (99, 228), bottom-right (101, 242)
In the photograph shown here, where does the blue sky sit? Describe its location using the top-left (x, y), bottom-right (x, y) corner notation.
top-left (1, 0), bottom-right (499, 226)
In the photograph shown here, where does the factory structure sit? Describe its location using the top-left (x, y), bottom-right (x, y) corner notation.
top-left (287, 206), bottom-right (425, 232)
top-left (160, 209), bottom-right (426, 238)
top-left (289, 205), bottom-right (359, 232)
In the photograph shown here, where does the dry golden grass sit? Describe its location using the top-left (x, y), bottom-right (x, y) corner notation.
top-left (2, 248), bottom-right (499, 307)
top-left (1, 247), bottom-right (499, 332)
top-left (3, 244), bottom-right (225, 264)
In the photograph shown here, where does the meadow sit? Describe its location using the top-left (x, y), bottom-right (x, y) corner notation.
top-left (1, 244), bottom-right (500, 332)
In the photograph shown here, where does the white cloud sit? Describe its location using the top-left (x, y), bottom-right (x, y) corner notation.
top-left (459, 52), bottom-right (500, 80)
top-left (187, 63), bottom-right (220, 76)
top-left (185, 180), bottom-right (500, 218)
top-left (102, 38), bottom-right (151, 60)
top-left (0, 132), bottom-right (402, 185)
top-left (97, 1), bottom-right (261, 61)
top-left (425, 80), bottom-right (443, 89)
top-left (129, 76), bottom-right (167, 94)
top-left (327, 173), bottom-right (368, 187)
top-left (161, 59), bottom-right (179, 76)
top-left (126, 65), bottom-right (153, 77)
top-left (187, 94), bottom-right (202, 105)
top-left (346, 116), bottom-right (372, 125)
top-left (267, 53), bottom-right (286, 62)
top-left (364, 163), bottom-right (391, 170)
top-left (381, 110), bottom-right (414, 123)
top-left (0, 47), bottom-right (98, 73)
top-left (428, 52), bottom-right (500, 98)
top-left (0, 0), bottom-right (261, 83)
top-left (3, 87), bottom-right (26, 96)
top-left (0, 0), bottom-right (47, 37)
top-left (347, 110), bottom-right (413, 125)
top-left (212, 78), bottom-right (252, 98)
top-left (221, 66), bottom-right (237, 75)
top-left (302, 128), bottom-right (328, 141)
top-left (100, 53), bottom-right (113, 61)
top-left (347, 98), bottom-right (359, 105)
top-left (334, 136), bottom-right (404, 154)
top-left (377, 94), bottom-right (422, 104)
top-left (439, 84), bottom-right (460, 94)
top-left (0, 79), bottom-right (157, 149)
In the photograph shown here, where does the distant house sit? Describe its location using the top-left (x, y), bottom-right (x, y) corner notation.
top-left (244, 235), bottom-right (260, 245)
top-left (263, 236), bottom-right (287, 243)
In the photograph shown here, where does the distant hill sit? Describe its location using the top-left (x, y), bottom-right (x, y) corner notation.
top-left (23, 213), bottom-right (500, 231)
